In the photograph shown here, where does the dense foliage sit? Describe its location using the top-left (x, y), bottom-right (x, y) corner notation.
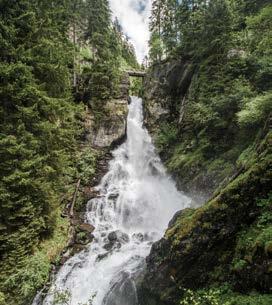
top-left (149, 0), bottom-right (272, 197)
top-left (0, 1), bottom-right (81, 304)
top-left (72, 1), bottom-right (139, 106)
top-left (146, 0), bottom-right (272, 304)
top-left (0, 1), bottom-right (139, 304)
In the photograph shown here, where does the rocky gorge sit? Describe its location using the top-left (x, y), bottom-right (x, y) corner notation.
top-left (1, 2), bottom-right (271, 305)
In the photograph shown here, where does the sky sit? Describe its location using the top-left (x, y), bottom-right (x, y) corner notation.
top-left (109, 0), bottom-right (152, 63)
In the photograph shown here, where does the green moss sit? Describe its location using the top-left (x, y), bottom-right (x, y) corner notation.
top-left (155, 123), bottom-right (179, 154)
top-left (231, 192), bottom-right (272, 276)
top-left (0, 211), bottom-right (69, 305)
top-left (166, 208), bottom-right (196, 240)
top-left (221, 292), bottom-right (272, 305)
top-left (180, 288), bottom-right (272, 305)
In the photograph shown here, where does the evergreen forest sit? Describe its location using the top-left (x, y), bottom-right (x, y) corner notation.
top-left (0, 0), bottom-right (271, 305)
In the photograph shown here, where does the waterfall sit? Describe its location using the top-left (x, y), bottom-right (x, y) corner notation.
top-left (36, 97), bottom-right (191, 305)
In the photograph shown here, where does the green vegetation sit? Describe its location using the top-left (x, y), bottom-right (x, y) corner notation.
top-left (72, 1), bottom-right (140, 108)
top-left (149, 0), bottom-right (272, 197)
top-left (0, 1), bottom-right (139, 304)
top-left (1, 211), bottom-right (69, 305)
top-left (142, 131), bottom-right (271, 304)
top-left (144, 1), bottom-right (272, 304)
top-left (179, 288), bottom-right (272, 305)
top-left (0, 3), bottom-right (80, 303)
top-left (180, 288), bottom-right (229, 305)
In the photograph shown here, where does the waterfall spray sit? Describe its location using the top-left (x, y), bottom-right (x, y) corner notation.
top-left (36, 97), bottom-right (191, 305)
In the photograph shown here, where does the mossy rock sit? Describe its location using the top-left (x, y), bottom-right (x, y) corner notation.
top-left (141, 132), bottom-right (272, 304)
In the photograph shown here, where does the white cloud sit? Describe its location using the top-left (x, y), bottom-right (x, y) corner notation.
top-left (109, 0), bottom-right (152, 63)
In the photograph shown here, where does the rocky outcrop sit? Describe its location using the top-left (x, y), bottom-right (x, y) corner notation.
top-left (143, 59), bottom-right (213, 203)
top-left (143, 58), bottom-right (233, 203)
top-left (83, 99), bottom-right (128, 149)
top-left (144, 59), bottom-right (195, 133)
top-left (139, 132), bottom-right (272, 305)
top-left (83, 73), bottom-right (130, 149)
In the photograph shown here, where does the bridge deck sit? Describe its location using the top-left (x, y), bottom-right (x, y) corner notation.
top-left (126, 70), bottom-right (146, 77)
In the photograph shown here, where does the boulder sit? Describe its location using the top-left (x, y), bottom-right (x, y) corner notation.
top-left (103, 230), bottom-right (130, 251)
top-left (78, 223), bottom-right (95, 234)
top-left (108, 230), bottom-right (130, 243)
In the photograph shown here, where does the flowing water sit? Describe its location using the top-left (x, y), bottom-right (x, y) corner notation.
top-left (34, 97), bottom-right (191, 305)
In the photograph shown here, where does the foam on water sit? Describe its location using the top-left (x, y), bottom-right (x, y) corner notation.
top-left (36, 97), bottom-right (191, 305)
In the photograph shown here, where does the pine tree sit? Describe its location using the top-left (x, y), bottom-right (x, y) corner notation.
top-left (161, 0), bottom-right (179, 55)
top-left (0, 0), bottom-right (80, 282)
top-left (149, 0), bottom-right (166, 62)
top-left (84, 0), bottom-right (121, 104)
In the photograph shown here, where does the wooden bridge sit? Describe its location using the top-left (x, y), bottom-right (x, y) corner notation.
top-left (126, 70), bottom-right (146, 78)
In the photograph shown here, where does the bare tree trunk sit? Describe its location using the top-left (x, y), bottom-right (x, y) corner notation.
top-left (70, 179), bottom-right (81, 218)
top-left (73, 21), bottom-right (77, 89)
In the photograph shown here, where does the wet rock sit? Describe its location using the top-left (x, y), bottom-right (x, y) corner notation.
top-left (60, 248), bottom-right (72, 265)
top-left (83, 186), bottom-right (100, 201)
top-left (117, 73), bottom-right (130, 100)
top-left (78, 223), bottom-right (95, 234)
top-left (108, 193), bottom-right (119, 200)
top-left (108, 230), bottom-right (130, 243)
top-left (132, 233), bottom-right (144, 243)
top-left (144, 232), bottom-right (159, 242)
top-left (75, 231), bottom-right (94, 245)
top-left (168, 208), bottom-right (194, 228)
top-left (103, 258), bottom-right (146, 305)
top-left (96, 252), bottom-right (110, 262)
top-left (103, 230), bottom-right (130, 251)
top-left (103, 271), bottom-right (138, 305)
top-left (103, 241), bottom-right (121, 251)
top-left (70, 212), bottom-right (86, 226)
top-left (144, 59), bottom-right (195, 133)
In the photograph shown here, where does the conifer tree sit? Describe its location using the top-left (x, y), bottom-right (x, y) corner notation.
top-left (84, 0), bottom-right (120, 104)
top-left (149, 0), bottom-right (166, 62)
top-left (0, 0), bottom-right (79, 280)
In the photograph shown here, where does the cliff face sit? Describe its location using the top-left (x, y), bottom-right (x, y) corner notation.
top-left (144, 58), bottom-right (218, 203)
top-left (144, 59), bottom-right (194, 135)
top-left (84, 99), bottom-right (128, 148)
top-left (83, 74), bottom-right (130, 149)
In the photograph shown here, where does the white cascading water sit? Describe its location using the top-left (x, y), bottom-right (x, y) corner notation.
top-left (35, 97), bottom-right (191, 305)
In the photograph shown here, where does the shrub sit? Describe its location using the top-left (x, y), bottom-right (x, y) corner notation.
top-left (237, 92), bottom-right (272, 127)
top-left (180, 289), bottom-right (230, 305)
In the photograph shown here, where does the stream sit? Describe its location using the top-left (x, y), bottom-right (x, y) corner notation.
top-left (33, 96), bottom-right (191, 305)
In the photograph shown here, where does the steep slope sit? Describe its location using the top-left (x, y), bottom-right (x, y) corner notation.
top-left (145, 1), bottom-right (272, 204)
top-left (139, 130), bottom-right (271, 305)
top-left (141, 1), bottom-right (272, 304)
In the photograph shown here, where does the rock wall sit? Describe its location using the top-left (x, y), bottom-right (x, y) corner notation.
top-left (141, 57), bottom-right (272, 305)
top-left (143, 59), bottom-right (214, 203)
top-left (84, 74), bottom-right (129, 149)
top-left (84, 99), bottom-right (128, 149)
top-left (144, 59), bottom-right (195, 134)
top-left (139, 132), bottom-right (272, 305)
top-left (143, 58), bottom-right (241, 203)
